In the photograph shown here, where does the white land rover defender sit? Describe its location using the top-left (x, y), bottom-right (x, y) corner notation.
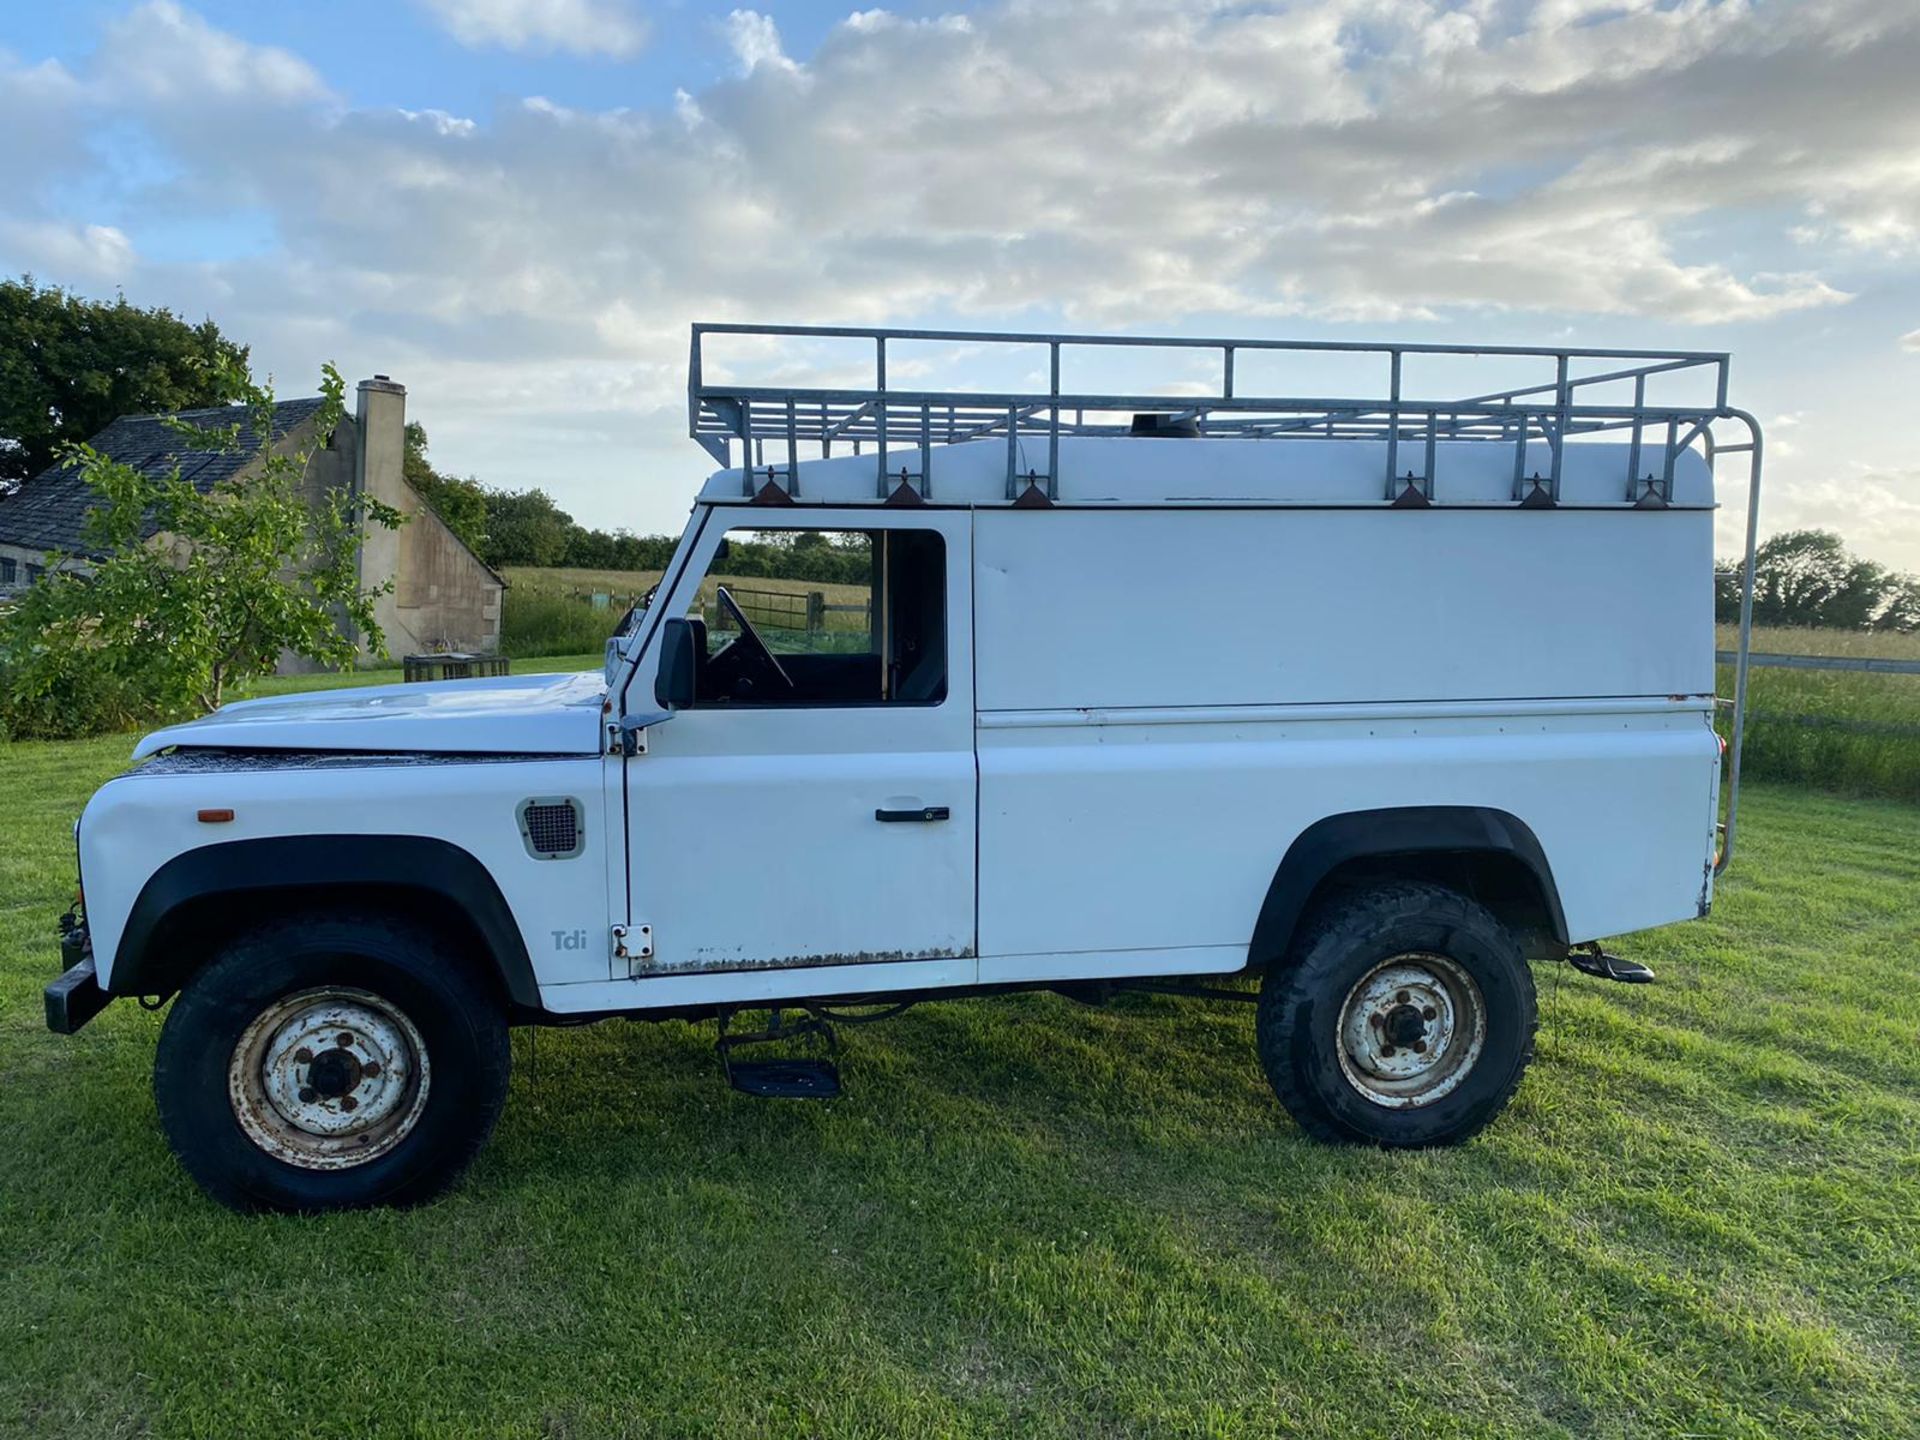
top-left (46, 325), bottom-right (1764, 1213)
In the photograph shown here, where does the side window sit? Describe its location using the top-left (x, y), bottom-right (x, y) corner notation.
top-left (0, 557), bottom-right (16, 584)
top-left (685, 528), bottom-right (946, 707)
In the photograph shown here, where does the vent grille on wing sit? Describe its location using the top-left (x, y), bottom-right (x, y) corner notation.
top-left (517, 798), bottom-right (584, 859)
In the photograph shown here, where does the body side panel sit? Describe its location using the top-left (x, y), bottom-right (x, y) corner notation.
top-left (80, 757), bottom-right (615, 994)
top-left (975, 705), bottom-right (1719, 958)
top-left (973, 507), bottom-right (1714, 710)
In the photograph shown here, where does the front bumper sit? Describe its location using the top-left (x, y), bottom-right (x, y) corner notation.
top-left (46, 922), bottom-right (111, 1034)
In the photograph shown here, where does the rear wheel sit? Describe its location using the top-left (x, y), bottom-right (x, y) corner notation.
top-left (154, 913), bottom-right (510, 1213)
top-left (1256, 881), bottom-right (1536, 1146)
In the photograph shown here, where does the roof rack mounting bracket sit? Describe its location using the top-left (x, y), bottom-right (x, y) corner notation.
top-left (1516, 474), bottom-right (1557, 509)
top-left (749, 471), bottom-right (795, 505)
top-left (1389, 474), bottom-right (1432, 508)
top-left (1629, 475), bottom-right (1671, 508)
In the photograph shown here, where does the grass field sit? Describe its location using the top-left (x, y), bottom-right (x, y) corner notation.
top-left (1721, 666), bottom-right (1920, 800)
top-left (3, 721), bottom-right (1919, 1435)
top-left (502, 566), bottom-right (873, 659)
top-left (502, 565), bottom-right (670, 598)
top-left (1708, 624), bottom-right (1920, 798)
top-left (1718, 624), bottom-right (1920, 661)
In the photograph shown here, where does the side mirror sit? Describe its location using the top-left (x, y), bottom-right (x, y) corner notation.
top-left (654, 616), bottom-right (697, 709)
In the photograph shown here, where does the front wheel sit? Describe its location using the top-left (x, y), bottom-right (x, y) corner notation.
top-left (154, 913), bottom-right (511, 1213)
top-left (1257, 881), bottom-right (1536, 1147)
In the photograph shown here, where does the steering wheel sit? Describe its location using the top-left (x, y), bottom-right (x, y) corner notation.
top-left (716, 585), bottom-right (797, 695)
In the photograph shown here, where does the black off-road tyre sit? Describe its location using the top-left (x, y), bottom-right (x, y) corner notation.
top-left (1257, 881), bottom-right (1536, 1147)
top-left (154, 912), bottom-right (511, 1213)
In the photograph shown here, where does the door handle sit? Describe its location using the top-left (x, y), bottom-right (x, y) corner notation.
top-left (875, 805), bottom-right (950, 823)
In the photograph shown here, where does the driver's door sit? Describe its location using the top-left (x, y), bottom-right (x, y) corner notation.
top-left (620, 509), bottom-right (976, 978)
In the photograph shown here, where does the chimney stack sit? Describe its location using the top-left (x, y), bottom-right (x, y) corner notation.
top-left (353, 374), bottom-right (408, 597)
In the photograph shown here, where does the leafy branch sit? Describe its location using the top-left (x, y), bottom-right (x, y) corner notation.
top-left (0, 362), bottom-right (402, 736)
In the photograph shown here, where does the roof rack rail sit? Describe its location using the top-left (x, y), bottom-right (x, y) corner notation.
top-left (688, 322), bottom-right (1738, 508)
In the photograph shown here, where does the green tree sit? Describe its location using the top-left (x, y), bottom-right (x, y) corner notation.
top-left (0, 275), bottom-right (248, 488)
top-left (1716, 529), bottom-right (1920, 631)
top-left (606, 530), bottom-right (678, 571)
top-left (560, 522), bottom-right (615, 570)
top-left (0, 363), bottom-right (401, 737)
top-left (403, 421), bottom-right (490, 556)
top-left (482, 487), bottom-right (576, 567)
top-left (1875, 574), bottom-right (1920, 632)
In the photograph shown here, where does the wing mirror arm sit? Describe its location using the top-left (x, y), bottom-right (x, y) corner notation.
top-left (614, 708), bottom-right (673, 757)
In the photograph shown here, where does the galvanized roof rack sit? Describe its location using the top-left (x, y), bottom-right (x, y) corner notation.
top-left (685, 320), bottom-right (1766, 888)
top-left (688, 321), bottom-right (1749, 511)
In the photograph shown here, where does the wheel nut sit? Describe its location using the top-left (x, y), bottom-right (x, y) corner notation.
top-left (363, 1061), bottom-right (382, 1078)
top-left (1412, 1040), bottom-right (1427, 1054)
top-left (335, 1033), bottom-right (354, 1048)
top-left (298, 1087), bottom-right (317, 1103)
top-left (294, 1047), bottom-right (314, 1064)
top-left (1369, 1013), bottom-right (1383, 1029)
top-left (340, 1095), bottom-right (359, 1112)
top-left (1422, 1006), bottom-right (1437, 1021)
top-left (1396, 990), bottom-right (1410, 1004)
top-left (1381, 1044), bottom-right (1397, 1058)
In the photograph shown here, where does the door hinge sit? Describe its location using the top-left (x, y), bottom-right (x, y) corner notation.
top-left (612, 923), bottom-right (655, 975)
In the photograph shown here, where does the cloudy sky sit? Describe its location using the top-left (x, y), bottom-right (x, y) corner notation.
top-left (4, 0), bottom-right (1918, 566)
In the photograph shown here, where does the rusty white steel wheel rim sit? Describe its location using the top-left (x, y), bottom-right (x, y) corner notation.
top-left (228, 987), bottom-right (430, 1171)
top-left (1335, 953), bottom-right (1487, 1109)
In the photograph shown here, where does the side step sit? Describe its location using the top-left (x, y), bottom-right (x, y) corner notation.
top-left (1568, 944), bottom-right (1656, 984)
top-left (716, 1008), bottom-right (842, 1099)
top-left (725, 1058), bottom-right (842, 1099)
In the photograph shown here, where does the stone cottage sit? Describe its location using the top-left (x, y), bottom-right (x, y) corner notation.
top-left (0, 376), bottom-right (503, 665)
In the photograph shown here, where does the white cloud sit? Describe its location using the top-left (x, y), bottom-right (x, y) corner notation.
top-left (724, 11), bottom-right (797, 76)
top-left (95, 0), bottom-right (330, 106)
top-left (8, 0), bottom-right (1920, 556)
top-left (397, 107), bottom-right (478, 138)
top-left (1903, 329), bottom-right (1920, 352)
top-left (414, 0), bottom-right (649, 59)
top-left (0, 53), bottom-right (86, 199)
top-left (1752, 467), bottom-right (1920, 575)
top-left (0, 220), bottom-right (136, 282)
